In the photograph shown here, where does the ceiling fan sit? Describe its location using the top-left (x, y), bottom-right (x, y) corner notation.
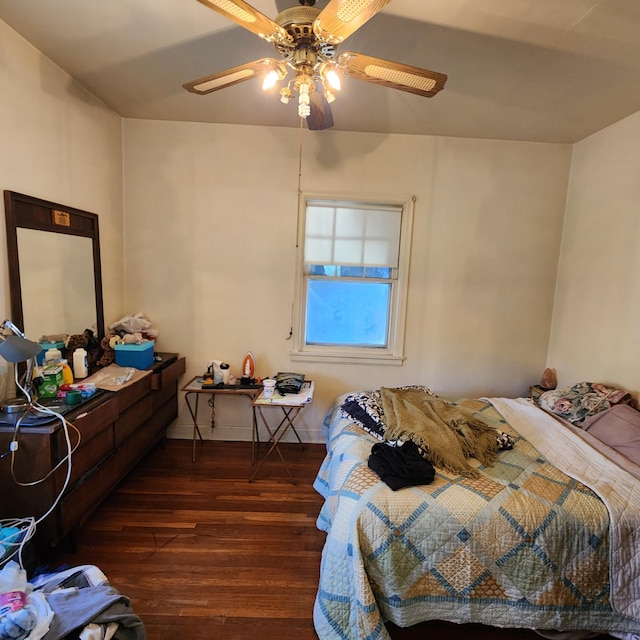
top-left (183, 0), bottom-right (448, 130)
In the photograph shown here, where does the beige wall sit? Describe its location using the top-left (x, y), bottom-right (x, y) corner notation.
top-left (123, 120), bottom-right (571, 441)
top-left (12, 14), bottom-right (622, 445)
top-left (548, 110), bottom-right (640, 400)
top-left (0, 19), bottom-right (125, 398)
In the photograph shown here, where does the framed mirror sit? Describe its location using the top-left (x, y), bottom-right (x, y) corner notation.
top-left (3, 190), bottom-right (104, 344)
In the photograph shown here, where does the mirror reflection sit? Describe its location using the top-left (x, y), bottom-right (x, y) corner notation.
top-left (4, 190), bottom-right (104, 347)
top-left (17, 228), bottom-right (97, 339)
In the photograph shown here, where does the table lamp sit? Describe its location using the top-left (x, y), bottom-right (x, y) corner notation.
top-left (0, 319), bottom-right (42, 411)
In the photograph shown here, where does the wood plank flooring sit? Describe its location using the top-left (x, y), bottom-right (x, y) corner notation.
top-left (43, 440), bottom-right (614, 640)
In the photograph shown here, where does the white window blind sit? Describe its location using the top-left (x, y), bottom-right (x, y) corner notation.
top-left (304, 201), bottom-right (402, 268)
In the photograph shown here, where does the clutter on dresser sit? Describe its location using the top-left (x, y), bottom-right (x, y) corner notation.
top-left (113, 341), bottom-right (154, 369)
top-left (72, 347), bottom-right (88, 378)
top-left (108, 312), bottom-right (158, 340)
top-left (0, 353), bottom-right (185, 550)
top-left (102, 312), bottom-right (159, 371)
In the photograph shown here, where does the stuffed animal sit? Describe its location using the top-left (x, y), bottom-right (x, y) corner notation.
top-left (120, 332), bottom-right (145, 345)
top-left (65, 332), bottom-right (88, 353)
top-left (96, 332), bottom-right (118, 367)
top-left (66, 329), bottom-right (100, 369)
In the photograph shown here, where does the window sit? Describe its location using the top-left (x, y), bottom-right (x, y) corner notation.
top-left (291, 195), bottom-right (414, 365)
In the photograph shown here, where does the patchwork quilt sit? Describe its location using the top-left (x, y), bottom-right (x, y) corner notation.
top-left (313, 396), bottom-right (640, 640)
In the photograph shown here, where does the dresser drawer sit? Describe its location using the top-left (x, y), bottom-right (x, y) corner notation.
top-left (115, 373), bottom-right (152, 413)
top-left (65, 424), bottom-right (115, 486)
top-left (114, 395), bottom-right (153, 445)
top-left (151, 355), bottom-right (185, 390)
top-left (72, 393), bottom-right (118, 443)
top-left (58, 452), bottom-right (119, 539)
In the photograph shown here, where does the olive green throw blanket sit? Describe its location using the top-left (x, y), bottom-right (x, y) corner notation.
top-left (380, 387), bottom-right (499, 477)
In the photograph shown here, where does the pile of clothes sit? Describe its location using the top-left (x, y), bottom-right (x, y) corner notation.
top-left (0, 561), bottom-right (144, 640)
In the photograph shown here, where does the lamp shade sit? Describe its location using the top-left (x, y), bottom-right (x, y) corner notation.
top-left (0, 335), bottom-right (42, 363)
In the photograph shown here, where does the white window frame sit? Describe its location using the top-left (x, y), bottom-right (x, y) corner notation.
top-left (291, 192), bottom-right (414, 366)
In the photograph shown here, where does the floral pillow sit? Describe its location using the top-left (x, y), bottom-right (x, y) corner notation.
top-left (340, 385), bottom-right (436, 440)
top-left (536, 381), bottom-right (632, 424)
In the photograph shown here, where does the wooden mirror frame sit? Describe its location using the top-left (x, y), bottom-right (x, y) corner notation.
top-left (3, 190), bottom-right (105, 344)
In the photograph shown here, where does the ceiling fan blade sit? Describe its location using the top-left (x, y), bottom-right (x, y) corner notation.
top-left (308, 88), bottom-right (334, 130)
top-left (183, 58), bottom-right (280, 94)
top-left (314, 0), bottom-right (390, 44)
top-left (195, 0), bottom-right (292, 45)
top-left (338, 52), bottom-right (447, 98)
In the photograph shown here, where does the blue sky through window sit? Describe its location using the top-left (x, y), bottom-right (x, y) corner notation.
top-left (305, 279), bottom-right (391, 347)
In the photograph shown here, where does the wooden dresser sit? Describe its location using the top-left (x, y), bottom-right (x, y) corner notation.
top-left (0, 353), bottom-right (185, 550)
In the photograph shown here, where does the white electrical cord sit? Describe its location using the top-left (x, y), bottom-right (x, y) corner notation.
top-left (0, 516), bottom-right (36, 569)
top-left (1, 363), bottom-right (81, 569)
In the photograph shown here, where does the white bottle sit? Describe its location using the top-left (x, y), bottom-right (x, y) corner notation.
top-left (73, 348), bottom-right (88, 379)
top-left (44, 347), bottom-right (62, 363)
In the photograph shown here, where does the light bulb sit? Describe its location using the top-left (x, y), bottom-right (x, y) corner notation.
top-left (325, 69), bottom-right (341, 91)
top-left (298, 102), bottom-right (311, 118)
top-left (280, 87), bottom-right (293, 104)
top-left (262, 69), bottom-right (280, 90)
top-left (299, 83), bottom-right (310, 104)
top-left (298, 83), bottom-right (311, 118)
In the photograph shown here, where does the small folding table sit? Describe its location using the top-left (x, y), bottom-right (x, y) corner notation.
top-left (250, 381), bottom-right (314, 484)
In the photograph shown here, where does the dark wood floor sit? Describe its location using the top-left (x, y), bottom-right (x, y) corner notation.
top-left (43, 439), bottom-right (613, 640)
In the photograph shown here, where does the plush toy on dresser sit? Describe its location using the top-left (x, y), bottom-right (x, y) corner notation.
top-left (96, 332), bottom-right (118, 367)
top-left (66, 329), bottom-right (100, 371)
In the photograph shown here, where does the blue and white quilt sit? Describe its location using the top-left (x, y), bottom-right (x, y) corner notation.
top-left (313, 395), bottom-right (640, 640)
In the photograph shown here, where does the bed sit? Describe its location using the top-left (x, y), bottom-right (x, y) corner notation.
top-left (312, 384), bottom-right (640, 640)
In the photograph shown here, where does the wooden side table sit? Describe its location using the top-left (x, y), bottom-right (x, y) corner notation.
top-left (181, 376), bottom-right (262, 462)
top-left (250, 381), bottom-right (314, 484)
top-left (529, 384), bottom-right (546, 401)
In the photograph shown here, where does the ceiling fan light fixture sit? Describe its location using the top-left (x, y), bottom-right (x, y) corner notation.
top-left (280, 86), bottom-right (294, 104)
top-left (318, 62), bottom-right (341, 91)
top-left (262, 69), bottom-right (279, 90)
top-left (255, 59), bottom-right (286, 91)
top-left (186, 0), bottom-right (447, 129)
top-left (326, 69), bottom-right (341, 91)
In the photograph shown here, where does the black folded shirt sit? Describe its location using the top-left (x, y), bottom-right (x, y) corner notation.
top-left (368, 440), bottom-right (436, 490)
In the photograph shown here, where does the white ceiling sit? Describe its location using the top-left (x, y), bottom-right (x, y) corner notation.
top-left (2, 0), bottom-right (640, 143)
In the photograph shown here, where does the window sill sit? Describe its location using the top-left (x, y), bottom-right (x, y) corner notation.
top-left (290, 350), bottom-right (404, 366)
